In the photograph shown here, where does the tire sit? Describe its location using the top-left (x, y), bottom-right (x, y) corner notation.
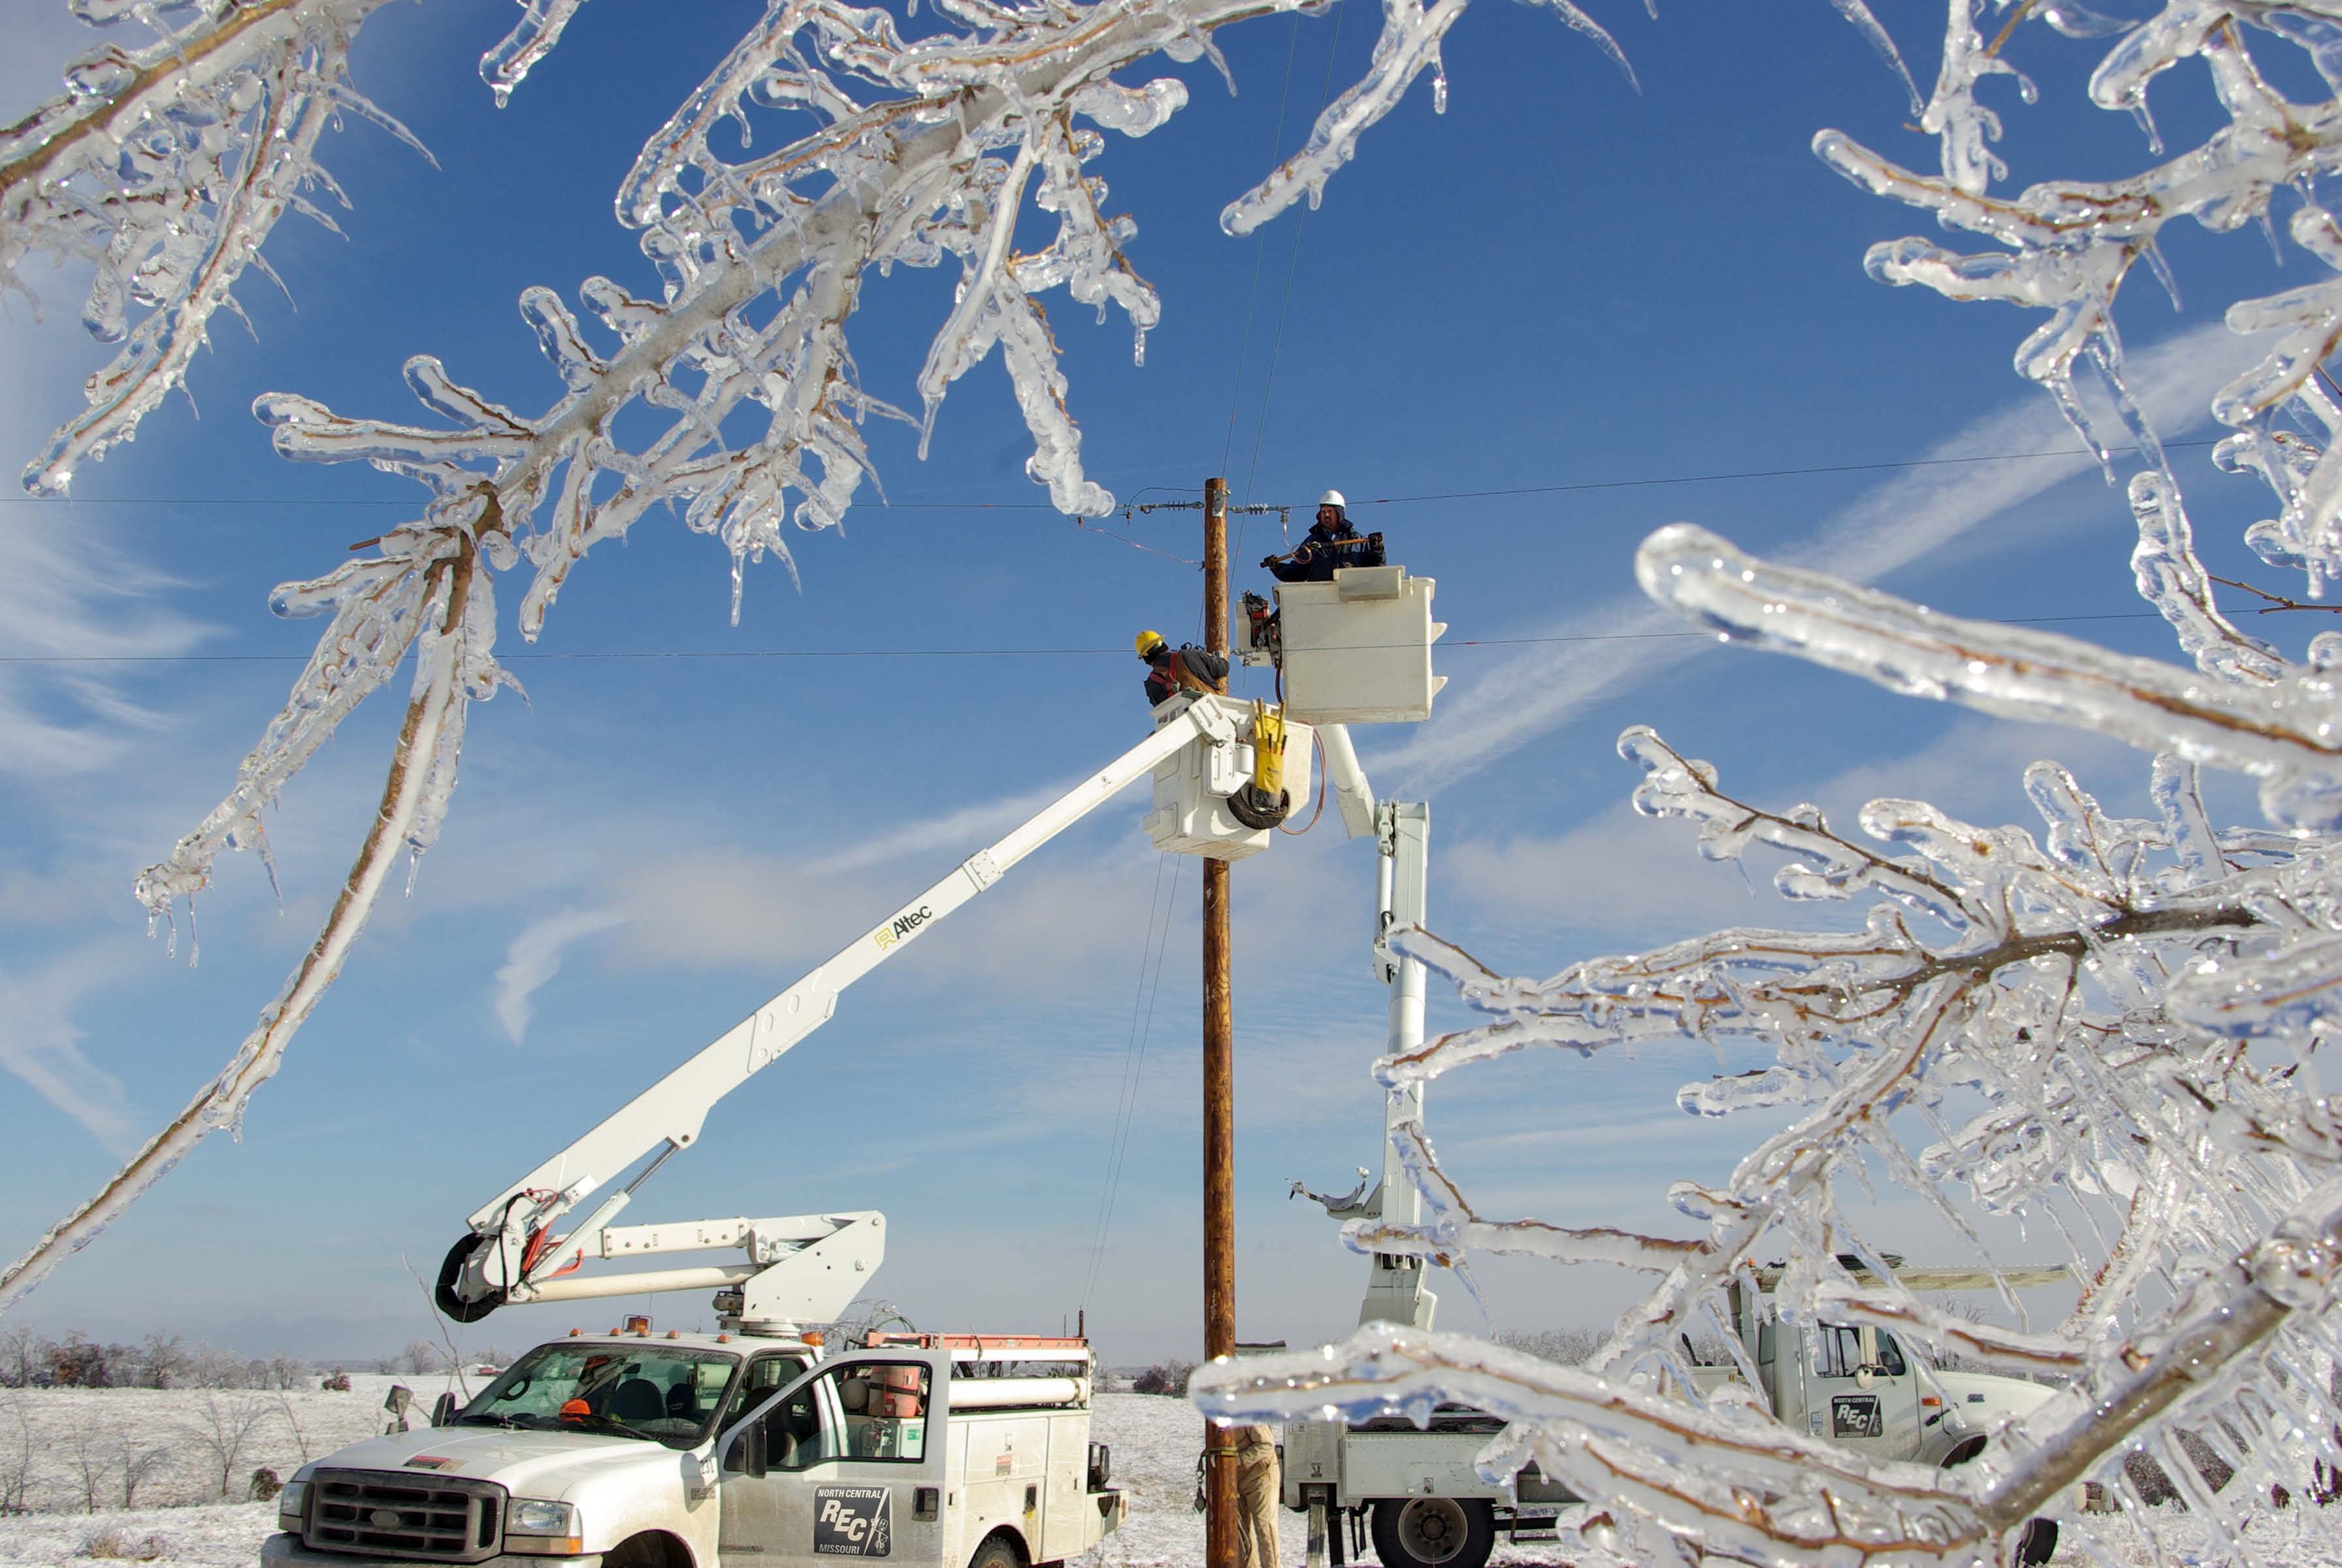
top-left (967, 1533), bottom-right (1022, 1568)
top-left (1369, 1497), bottom-right (1495, 1568)
top-left (2015, 1518), bottom-right (2058, 1566)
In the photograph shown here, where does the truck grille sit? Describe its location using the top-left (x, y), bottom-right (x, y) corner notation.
top-left (304, 1469), bottom-right (504, 1561)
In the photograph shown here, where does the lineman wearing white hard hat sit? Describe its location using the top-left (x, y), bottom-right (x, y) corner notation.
top-left (1261, 489), bottom-right (1379, 583)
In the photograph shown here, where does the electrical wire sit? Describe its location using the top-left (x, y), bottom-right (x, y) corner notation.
top-left (1079, 853), bottom-right (1186, 1314)
top-left (0, 610), bottom-right (2185, 666)
top-left (1218, 13), bottom-right (1308, 480)
top-left (0, 429), bottom-right (2215, 516)
top-left (1079, 848), bottom-right (1170, 1311)
top-left (1238, 0), bottom-right (1348, 528)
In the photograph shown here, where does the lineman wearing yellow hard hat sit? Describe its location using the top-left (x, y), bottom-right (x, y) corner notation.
top-left (1136, 629), bottom-right (1226, 708)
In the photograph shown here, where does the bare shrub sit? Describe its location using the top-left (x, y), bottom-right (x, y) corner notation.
top-left (79, 1529), bottom-right (166, 1561)
top-left (65, 1423), bottom-right (110, 1514)
top-left (109, 1434), bottom-right (167, 1512)
top-left (321, 1370), bottom-right (351, 1393)
top-left (189, 1391), bottom-right (272, 1501)
top-left (276, 1388), bottom-right (314, 1464)
top-left (0, 1397), bottom-right (33, 1514)
top-left (1133, 1359), bottom-right (1195, 1396)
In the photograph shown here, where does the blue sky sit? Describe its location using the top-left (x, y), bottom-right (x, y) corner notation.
top-left (0, 1), bottom-right (2303, 1363)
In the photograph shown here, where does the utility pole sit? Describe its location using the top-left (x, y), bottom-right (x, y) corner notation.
top-left (1201, 474), bottom-right (1239, 1568)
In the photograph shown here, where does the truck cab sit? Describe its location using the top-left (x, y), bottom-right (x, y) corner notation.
top-left (1697, 1310), bottom-right (2059, 1471)
top-left (264, 1329), bottom-right (1120, 1568)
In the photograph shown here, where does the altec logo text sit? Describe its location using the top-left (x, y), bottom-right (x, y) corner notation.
top-left (872, 906), bottom-right (934, 952)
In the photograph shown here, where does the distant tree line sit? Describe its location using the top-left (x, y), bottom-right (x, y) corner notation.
top-left (0, 1327), bottom-right (491, 1390)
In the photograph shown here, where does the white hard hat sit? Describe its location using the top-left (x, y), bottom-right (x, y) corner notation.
top-left (1318, 489), bottom-right (1346, 508)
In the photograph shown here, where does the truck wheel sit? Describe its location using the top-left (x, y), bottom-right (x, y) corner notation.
top-left (1370, 1497), bottom-right (1495, 1568)
top-left (602, 1535), bottom-right (684, 1568)
top-left (2015, 1519), bottom-right (2058, 1566)
top-left (967, 1533), bottom-right (1023, 1568)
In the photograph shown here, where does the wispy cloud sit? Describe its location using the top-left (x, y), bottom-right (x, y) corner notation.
top-left (1370, 319), bottom-right (2268, 792)
top-left (494, 907), bottom-right (631, 1044)
top-left (1440, 715), bottom-right (2144, 948)
top-left (0, 316), bottom-right (215, 781)
top-left (0, 950), bottom-right (138, 1152)
top-left (805, 780), bottom-right (1078, 876)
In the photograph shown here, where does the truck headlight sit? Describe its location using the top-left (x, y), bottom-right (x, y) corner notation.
top-left (277, 1480), bottom-right (308, 1532)
top-left (505, 1499), bottom-right (583, 1555)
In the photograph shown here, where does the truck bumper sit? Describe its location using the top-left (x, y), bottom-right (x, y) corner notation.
top-left (263, 1534), bottom-right (602, 1568)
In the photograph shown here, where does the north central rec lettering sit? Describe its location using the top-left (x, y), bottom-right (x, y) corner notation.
top-left (814, 1487), bottom-right (893, 1557)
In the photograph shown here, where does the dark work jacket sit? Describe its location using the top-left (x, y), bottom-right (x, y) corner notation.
top-left (1269, 519), bottom-right (1375, 583)
top-left (1143, 644), bottom-right (1228, 706)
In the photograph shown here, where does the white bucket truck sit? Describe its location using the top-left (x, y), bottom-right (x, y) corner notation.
top-left (261, 697), bottom-right (1332, 1568)
top-left (265, 1320), bottom-right (1117, 1568)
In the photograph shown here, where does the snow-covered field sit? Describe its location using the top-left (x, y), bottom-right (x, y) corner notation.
top-left (0, 1386), bottom-right (2300, 1568)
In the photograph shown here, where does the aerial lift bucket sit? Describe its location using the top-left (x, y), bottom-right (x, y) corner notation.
top-left (1244, 565), bottom-right (1447, 725)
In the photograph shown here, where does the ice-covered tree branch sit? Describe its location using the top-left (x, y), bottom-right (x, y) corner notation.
top-left (1198, 8), bottom-right (2342, 1558)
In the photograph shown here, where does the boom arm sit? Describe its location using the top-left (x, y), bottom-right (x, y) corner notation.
top-left (438, 701), bottom-right (1241, 1320)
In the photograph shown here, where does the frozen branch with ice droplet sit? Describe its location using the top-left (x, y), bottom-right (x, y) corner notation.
top-left (3, 0), bottom-right (425, 496)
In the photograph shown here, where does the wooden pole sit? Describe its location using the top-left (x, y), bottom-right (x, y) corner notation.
top-left (1201, 474), bottom-right (1239, 1568)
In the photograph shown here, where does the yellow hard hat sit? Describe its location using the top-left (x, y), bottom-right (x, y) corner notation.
top-left (1135, 630), bottom-right (1165, 659)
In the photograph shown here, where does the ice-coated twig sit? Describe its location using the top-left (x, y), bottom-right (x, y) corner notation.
top-left (1638, 524), bottom-right (2342, 828)
top-left (3, 0), bottom-right (421, 495)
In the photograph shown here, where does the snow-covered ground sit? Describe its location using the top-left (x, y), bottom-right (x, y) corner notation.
top-left (0, 1386), bottom-right (2301, 1568)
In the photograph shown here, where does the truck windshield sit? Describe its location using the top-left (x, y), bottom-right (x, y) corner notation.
top-left (458, 1343), bottom-right (741, 1450)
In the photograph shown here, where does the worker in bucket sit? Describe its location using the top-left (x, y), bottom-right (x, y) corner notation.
top-left (1137, 630), bottom-right (1226, 708)
top-left (1261, 489), bottom-right (1380, 582)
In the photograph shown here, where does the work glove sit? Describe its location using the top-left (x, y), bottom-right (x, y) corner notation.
top-left (1258, 555), bottom-right (1279, 568)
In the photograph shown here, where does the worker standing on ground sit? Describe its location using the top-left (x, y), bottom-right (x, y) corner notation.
top-left (1234, 1422), bottom-right (1280, 1568)
top-left (1262, 490), bottom-right (1379, 583)
top-left (1137, 629), bottom-right (1227, 708)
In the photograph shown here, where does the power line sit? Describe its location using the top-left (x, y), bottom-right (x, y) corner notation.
top-left (0, 611), bottom-right (2175, 665)
top-left (1342, 438), bottom-right (2220, 507)
top-left (1218, 12), bottom-right (1307, 479)
top-left (0, 437), bottom-right (2219, 514)
top-left (1237, 0), bottom-right (1348, 538)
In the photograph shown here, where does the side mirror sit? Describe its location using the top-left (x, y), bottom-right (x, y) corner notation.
top-left (728, 1422), bottom-right (766, 1479)
top-left (1853, 1365), bottom-right (1877, 1392)
top-left (431, 1393), bottom-right (460, 1428)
